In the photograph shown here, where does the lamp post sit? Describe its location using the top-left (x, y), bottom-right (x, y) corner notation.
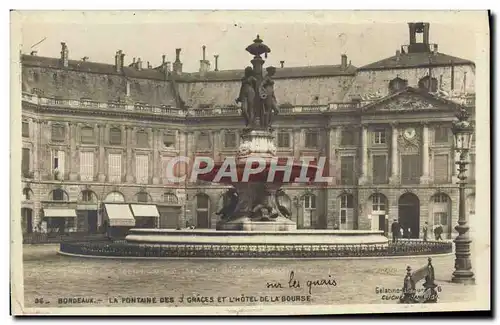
top-left (451, 107), bottom-right (475, 285)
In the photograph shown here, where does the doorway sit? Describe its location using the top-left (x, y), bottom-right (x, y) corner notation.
top-left (195, 194), bottom-right (210, 229)
top-left (398, 193), bottom-right (420, 239)
top-left (87, 210), bottom-right (98, 233)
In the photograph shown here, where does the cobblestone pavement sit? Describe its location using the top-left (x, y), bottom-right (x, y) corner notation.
top-left (22, 245), bottom-right (476, 308)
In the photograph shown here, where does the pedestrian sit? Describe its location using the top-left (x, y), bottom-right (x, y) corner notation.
top-left (422, 222), bottom-right (429, 242)
top-left (390, 219), bottom-right (400, 243)
top-left (407, 227), bottom-right (412, 239)
top-left (400, 226), bottom-right (404, 240)
top-left (333, 223), bottom-right (340, 230)
top-left (434, 223), bottom-right (443, 240)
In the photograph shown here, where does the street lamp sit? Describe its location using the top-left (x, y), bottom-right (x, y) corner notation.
top-left (451, 107), bottom-right (475, 285)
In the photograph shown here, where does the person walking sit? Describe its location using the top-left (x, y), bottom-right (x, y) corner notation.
top-left (422, 222), bottom-right (429, 242)
top-left (434, 223), bottom-right (443, 240)
top-left (390, 219), bottom-right (400, 243)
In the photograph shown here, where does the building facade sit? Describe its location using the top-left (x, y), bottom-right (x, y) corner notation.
top-left (20, 22), bottom-right (476, 238)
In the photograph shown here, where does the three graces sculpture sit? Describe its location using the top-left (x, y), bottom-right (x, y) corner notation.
top-left (236, 35), bottom-right (279, 130)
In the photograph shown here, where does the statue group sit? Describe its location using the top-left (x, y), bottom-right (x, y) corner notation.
top-left (236, 65), bottom-right (279, 129)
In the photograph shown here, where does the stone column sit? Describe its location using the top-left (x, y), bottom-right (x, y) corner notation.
top-left (389, 123), bottom-right (400, 184)
top-left (126, 126), bottom-right (134, 183)
top-left (292, 128), bottom-right (301, 160)
top-left (358, 124), bottom-right (368, 185)
top-left (69, 122), bottom-right (79, 181)
top-left (97, 124), bottom-right (106, 182)
top-left (327, 126), bottom-right (338, 184)
top-left (152, 129), bottom-right (160, 184)
top-left (420, 123), bottom-right (431, 184)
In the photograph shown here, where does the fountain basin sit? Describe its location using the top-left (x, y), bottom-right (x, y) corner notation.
top-left (125, 228), bottom-right (389, 246)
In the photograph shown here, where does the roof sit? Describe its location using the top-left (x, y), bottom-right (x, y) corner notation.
top-left (358, 52), bottom-right (474, 71)
top-left (22, 54), bottom-right (167, 80)
top-left (180, 64), bottom-right (357, 82)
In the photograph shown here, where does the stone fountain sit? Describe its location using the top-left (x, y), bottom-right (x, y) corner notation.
top-left (121, 36), bottom-right (390, 257)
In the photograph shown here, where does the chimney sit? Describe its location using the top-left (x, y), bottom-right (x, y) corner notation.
top-left (115, 50), bottom-right (125, 73)
top-left (137, 58), bottom-right (142, 71)
top-left (60, 42), bottom-right (69, 67)
top-left (214, 55), bottom-right (219, 71)
top-left (30, 51), bottom-right (37, 56)
top-left (433, 44), bottom-right (438, 54)
top-left (147, 61), bottom-right (152, 69)
top-left (162, 54), bottom-right (166, 64)
top-left (199, 45), bottom-right (210, 73)
top-left (280, 60), bottom-right (284, 68)
top-left (173, 48), bottom-right (183, 74)
top-left (341, 54), bottom-right (347, 69)
top-left (395, 50), bottom-right (401, 61)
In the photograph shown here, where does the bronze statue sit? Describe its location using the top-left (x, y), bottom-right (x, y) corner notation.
top-left (259, 66), bottom-right (279, 129)
top-left (236, 67), bottom-right (257, 127)
top-left (216, 188), bottom-right (239, 221)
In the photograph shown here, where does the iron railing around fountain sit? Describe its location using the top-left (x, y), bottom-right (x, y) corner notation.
top-left (60, 240), bottom-right (452, 258)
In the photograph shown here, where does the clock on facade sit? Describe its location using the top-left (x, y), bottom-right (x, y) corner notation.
top-left (403, 127), bottom-right (416, 140)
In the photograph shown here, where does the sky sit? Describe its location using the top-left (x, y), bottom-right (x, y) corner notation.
top-left (17, 11), bottom-right (481, 73)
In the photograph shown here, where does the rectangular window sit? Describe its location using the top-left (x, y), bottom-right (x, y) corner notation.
top-left (434, 127), bottom-right (450, 143)
top-left (373, 129), bottom-right (386, 144)
top-left (79, 151), bottom-right (94, 181)
top-left (305, 131), bottom-right (319, 148)
top-left (304, 195), bottom-right (316, 209)
top-left (372, 155), bottom-right (388, 184)
top-left (22, 122), bottom-right (29, 138)
top-left (51, 124), bottom-right (66, 142)
top-left (135, 155), bottom-right (149, 184)
top-left (197, 132), bottom-right (212, 150)
top-left (401, 155), bottom-right (421, 184)
top-left (22, 148), bottom-right (30, 176)
top-left (433, 154), bottom-right (449, 184)
top-left (53, 150), bottom-right (65, 178)
top-left (108, 153), bottom-right (122, 183)
top-left (80, 127), bottom-right (95, 144)
top-left (341, 129), bottom-right (357, 146)
top-left (163, 131), bottom-right (176, 148)
top-left (340, 156), bottom-right (355, 185)
top-left (277, 131), bottom-right (290, 148)
top-left (136, 131), bottom-right (149, 148)
top-left (224, 132), bottom-right (237, 148)
top-left (109, 128), bottom-right (122, 145)
top-left (469, 153), bottom-right (475, 181)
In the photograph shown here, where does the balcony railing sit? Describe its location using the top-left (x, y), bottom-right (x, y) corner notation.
top-left (22, 92), bottom-right (475, 118)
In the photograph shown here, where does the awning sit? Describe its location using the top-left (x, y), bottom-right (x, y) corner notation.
top-left (104, 204), bottom-right (136, 227)
top-left (43, 208), bottom-right (77, 218)
top-left (130, 204), bottom-right (160, 218)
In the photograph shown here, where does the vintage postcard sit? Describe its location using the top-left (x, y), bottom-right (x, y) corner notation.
top-left (10, 10), bottom-right (490, 316)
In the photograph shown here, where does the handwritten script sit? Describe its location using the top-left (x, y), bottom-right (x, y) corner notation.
top-left (266, 271), bottom-right (337, 294)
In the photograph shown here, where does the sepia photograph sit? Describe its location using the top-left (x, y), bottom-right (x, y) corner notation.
top-left (10, 10), bottom-right (491, 316)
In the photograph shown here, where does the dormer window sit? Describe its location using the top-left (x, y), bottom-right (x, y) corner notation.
top-left (388, 77), bottom-right (408, 94)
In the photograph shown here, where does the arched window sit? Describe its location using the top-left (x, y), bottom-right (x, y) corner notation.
top-left (388, 77), bottom-right (408, 94)
top-left (195, 194), bottom-right (210, 228)
top-left (80, 190), bottom-right (97, 202)
top-left (164, 192), bottom-right (178, 204)
top-left (137, 191), bottom-right (149, 203)
top-left (51, 188), bottom-right (67, 201)
top-left (418, 76), bottom-right (438, 93)
top-left (430, 193), bottom-right (452, 239)
top-left (23, 187), bottom-right (33, 201)
top-left (104, 191), bottom-right (125, 202)
top-left (338, 194), bottom-right (354, 230)
top-left (302, 194), bottom-right (316, 228)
